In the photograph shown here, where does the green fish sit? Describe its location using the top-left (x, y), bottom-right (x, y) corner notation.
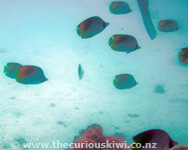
top-left (78, 64), bottom-right (84, 80)
top-left (4, 62), bottom-right (22, 79)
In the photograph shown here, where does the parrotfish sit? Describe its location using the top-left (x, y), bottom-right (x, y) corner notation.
top-left (4, 62), bottom-right (22, 79)
top-left (15, 66), bottom-right (48, 84)
top-left (132, 129), bottom-right (178, 150)
top-left (78, 64), bottom-right (84, 80)
top-left (179, 47), bottom-right (188, 64)
top-left (137, 0), bottom-right (157, 40)
top-left (109, 1), bottom-right (132, 14)
top-left (158, 20), bottom-right (179, 32)
top-left (109, 34), bottom-right (140, 53)
top-left (113, 74), bottom-right (137, 89)
top-left (77, 16), bottom-right (109, 39)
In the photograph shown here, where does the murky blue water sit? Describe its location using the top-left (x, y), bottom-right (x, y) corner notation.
top-left (0, 0), bottom-right (188, 149)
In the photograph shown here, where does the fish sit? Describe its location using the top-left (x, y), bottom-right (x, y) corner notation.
top-left (77, 16), bottom-right (109, 39)
top-left (178, 47), bottom-right (188, 64)
top-left (78, 64), bottom-right (84, 80)
top-left (15, 66), bottom-right (48, 84)
top-left (109, 34), bottom-right (140, 53)
top-left (132, 129), bottom-right (178, 150)
top-left (109, 1), bottom-right (132, 14)
top-left (137, 0), bottom-right (157, 40)
top-left (4, 62), bottom-right (22, 79)
top-left (113, 74), bottom-right (137, 89)
top-left (158, 20), bottom-right (179, 32)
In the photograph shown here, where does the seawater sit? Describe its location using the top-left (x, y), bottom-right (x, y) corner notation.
top-left (0, 0), bottom-right (188, 149)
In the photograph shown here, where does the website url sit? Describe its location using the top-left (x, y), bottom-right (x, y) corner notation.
top-left (10, 140), bottom-right (157, 149)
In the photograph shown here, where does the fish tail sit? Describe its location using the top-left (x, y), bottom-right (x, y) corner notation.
top-left (113, 79), bottom-right (118, 88)
top-left (76, 28), bottom-right (82, 36)
top-left (128, 8), bottom-right (132, 12)
top-left (42, 76), bottom-right (48, 82)
top-left (158, 24), bottom-right (162, 31)
top-left (109, 4), bottom-right (113, 12)
top-left (109, 37), bottom-right (114, 46)
top-left (135, 45), bottom-right (141, 50)
top-left (105, 22), bottom-right (110, 27)
top-left (3, 65), bottom-right (7, 74)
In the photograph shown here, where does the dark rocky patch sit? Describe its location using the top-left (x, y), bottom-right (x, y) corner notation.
top-left (128, 114), bottom-right (139, 118)
top-left (154, 84), bottom-right (165, 94)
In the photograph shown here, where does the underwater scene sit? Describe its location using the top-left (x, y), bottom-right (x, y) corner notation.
top-left (0, 0), bottom-right (188, 149)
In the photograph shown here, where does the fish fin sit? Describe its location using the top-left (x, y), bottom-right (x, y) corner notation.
top-left (76, 28), bottom-right (82, 37)
top-left (42, 76), bottom-right (48, 82)
top-left (172, 141), bottom-right (178, 147)
top-left (158, 25), bottom-right (162, 31)
top-left (109, 37), bottom-right (113, 46)
top-left (3, 65), bottom-right (7, 74)
top-left (16, 76), bottom-right (22, 83)
top-left (135, 45), bottom-right (141, 50)
top-left (129, 8), bottom-right (132, 12)
top-left (81, 32), bottom-right (85, 38)
top-left (113, 79), bottom-right (118, 88)
top-left (78, 64), bottom-right (84, 80)
top-left (15, 69), bottom-right (23, 82)
top-left (105, 22), bottom-right (110, 27)
top-left (109, 4), bottom-right (113, 13)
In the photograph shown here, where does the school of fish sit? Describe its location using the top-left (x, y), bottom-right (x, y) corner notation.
top-left (3, 0), bottom-right (187, 149)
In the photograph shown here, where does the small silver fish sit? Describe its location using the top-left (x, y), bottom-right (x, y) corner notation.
top-left (78, 64), bottom-right (84, 80)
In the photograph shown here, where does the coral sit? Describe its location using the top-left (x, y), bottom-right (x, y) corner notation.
top-left (69, 124), bottom-right (130, 150)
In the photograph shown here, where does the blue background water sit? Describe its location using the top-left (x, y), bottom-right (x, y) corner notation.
top-left (0, 0), bottom-right (188, 149)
